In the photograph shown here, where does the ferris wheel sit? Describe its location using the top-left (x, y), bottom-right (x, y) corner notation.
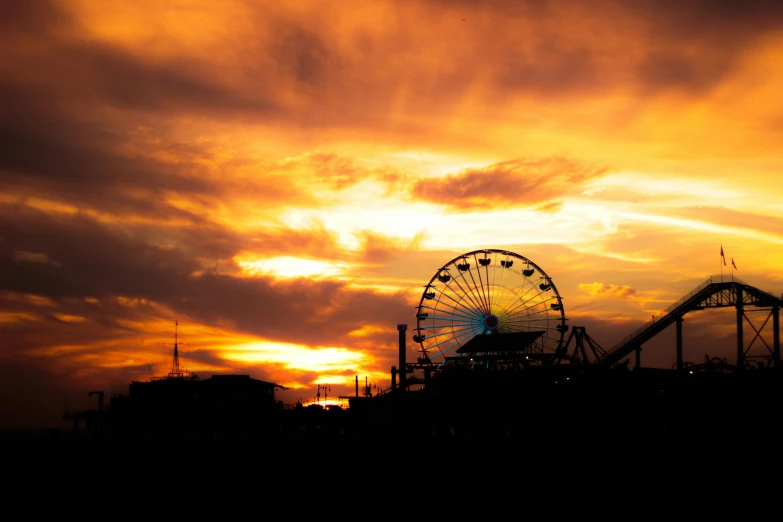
top-left (413, 249), bottom-right (567, 367)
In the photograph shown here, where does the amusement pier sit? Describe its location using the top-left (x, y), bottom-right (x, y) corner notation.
top-left (61, 249), bottom-right (783, 442)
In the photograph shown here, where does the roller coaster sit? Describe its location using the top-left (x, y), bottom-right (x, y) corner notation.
top-left (599, 275), bottom-right (781, 370)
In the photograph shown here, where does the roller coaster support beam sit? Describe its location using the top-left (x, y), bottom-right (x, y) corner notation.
top-left (737, 287), bottom-right (744, 371)
top-left (676, 316), bottom-right (683, 370)
top-left (635, 346), bottom-right (642, 370)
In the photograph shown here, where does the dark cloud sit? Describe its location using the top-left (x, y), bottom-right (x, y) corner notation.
top-left (4, 0), bottom-right (782, 159)
top-left (635, 52), bottom-right (736, 95)
top-left (621, 0), bottom-right (783, 40)
top-left (0, 0), bottom-right (67, 34)
top-left (271, 23), bottom-right (337, 87)
top-left (0, 78), bottom-right (302, 222)
top-left (0, 205), bottom-right (409, 348)
top-left (0, 2), bottom-right (294, 221)
top-left (59, 42), bottom-right (279, 116)
top-left (497, 47), bottom-right (603, 96)
top-left (0, 83), bottom-right (223, 217)
top-left (419, 0), bottom-right (783, 99)
top-left (411, 157), bottom-right (606, 209)
top-left (1, 1), bottom-right (280, 117)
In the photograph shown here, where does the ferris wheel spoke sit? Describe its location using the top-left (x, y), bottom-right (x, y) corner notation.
top-left (426, 325), bottom-right (481, 350)
top-left (428, 320), bottom-right (482, 331)
top-left (499, 320), bottom-right (555, 332)
top-left (449, 273), bottom-right (488, 316)
top-left (505, 280), bottom-right (549, 310)
top-left (495, 303), bottom-right (540, 322)
top-left (494, 294), bottom-right (534, 322)
top-left (495, 300), bottom-right (543, 319)
top-left (425, 333), bottom-right (481, 353)
top-left (490, 252), bottom-right (500, 314)
top-left (423, 316), bottom-right (480, 326)
top-left (505, 319), bottom-right (557, 330)
top-left (423, 329), bottom-right (482, 354)
top-left (423, 303), bottom-right (480, 323)
top-left (501, 315), bottom-right (557, 326)
top-left (417, 323), bottom-right (479, 332)
top-left (501, 280), bottom-right (541, 316)
top-left (423, 324), bottom-right (483, 342)
top-left (501, 306), bottom-right (558, 322)
top-left (484, 261), bottom-right (493, 312)
top-left (492, 253), bottom-right (512, 314)
top-left (427, 328), bottom-right (482, 358)
top-left (503, 288), bottom-right (553, 318)
top-left (500, 322), bottom-right (553, 333)
top-left (419, 303), bottom-right (483, 323)
top-left (459, 264), bottom-right (490, 315)
top-left (435, 330), bottom-right (482, 361)
top-left (428, 319), bottom-right (480, 330)
top-left (432, 286), bottom-right (486, 319)
top-left (468, 254), bottom-right (491, 314)
top-left (471, 253), bottom-right (491, 314)
top-left (492, 280), bottom-right (518, 313)
top-left (494, 264), bottom-right (524, 314)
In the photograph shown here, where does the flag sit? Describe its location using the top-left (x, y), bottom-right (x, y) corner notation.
top-left (720, 245), bottom-right (726, 265)
top-left (732, 258), bottom-right (737, 270)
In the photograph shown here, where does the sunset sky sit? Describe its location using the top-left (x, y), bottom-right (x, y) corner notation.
top-left (3, 0), bottom-right (783, 428)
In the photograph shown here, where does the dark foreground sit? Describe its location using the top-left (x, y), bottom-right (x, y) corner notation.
top-left (9, 366), bottom-right (783, 447)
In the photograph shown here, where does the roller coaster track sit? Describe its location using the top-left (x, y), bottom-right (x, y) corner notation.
top-left (600, 275), bottom-right (783, 368)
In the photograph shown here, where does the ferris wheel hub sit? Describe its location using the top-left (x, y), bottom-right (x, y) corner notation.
top-left (483, 313), bottom-right (499, 330)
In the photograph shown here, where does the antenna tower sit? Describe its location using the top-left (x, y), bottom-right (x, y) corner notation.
top-left (164, 320), bottom-right (189, 378)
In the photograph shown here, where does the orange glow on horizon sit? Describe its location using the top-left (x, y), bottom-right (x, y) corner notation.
top-left (234, 254), bottom-right (351, 279)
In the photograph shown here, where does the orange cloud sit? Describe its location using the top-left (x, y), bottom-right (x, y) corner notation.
top-left (12, 250), bottom-right (62, 267)
top-left (579, 282), bottom-right (637, 300)
top-left (411, 158), bottom-right (606, 209)
top-left (355, 230), bottom-right (426, 264)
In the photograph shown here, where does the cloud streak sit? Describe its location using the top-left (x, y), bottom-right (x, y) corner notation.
top-left (578, 282), bottom-right (637, 300)
top-left (412, 158), bottom-right (606, 209)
